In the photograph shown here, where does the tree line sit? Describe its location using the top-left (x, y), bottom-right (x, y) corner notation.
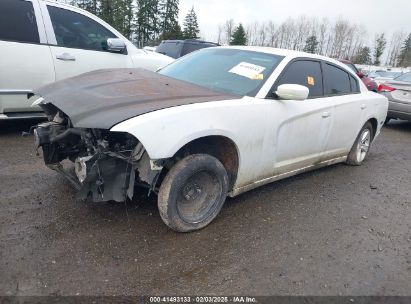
top-left (218, 17), bottom-right (411, 67)
top-left (69, 0), bottom-right (199, 47)
top-left (67, 1), bottom-right (410, 67)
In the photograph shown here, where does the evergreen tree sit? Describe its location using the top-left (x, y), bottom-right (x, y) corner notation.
top-left (159, 0), bottom-right (180, 40)
top-left (353, 46), bottom-right (372, 64)
top-left (113, 0), bottom-right (134, 39)
top-left (71, 0), bottom-right (99, 15)
top-left (136, 0), bottom-right (160, 46)
top-left (303, 35), bottom-right (319, 54)
top-left (373, 33), bottom-right (387, 66)
top-left (182, 7), bottom-right (199, 39)
top-left (397, 33), bottom-right (411, 67)
top-left (99, 0), bottom-right (115, 27)
top-left (230, 23), bottom-right (247, 45)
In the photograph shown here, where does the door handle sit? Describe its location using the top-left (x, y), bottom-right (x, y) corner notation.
top-left (56, 53), bottom-right (76, 61)
top-left (321, 111), bottom-right (331, 118)
top-left (361, 104), bottom-right (367, 110)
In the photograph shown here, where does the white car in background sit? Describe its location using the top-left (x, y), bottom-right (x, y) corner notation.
top-left (32, 46), bottom-right (388, 232)
top-left (0, 0), bottom-right (173, 119)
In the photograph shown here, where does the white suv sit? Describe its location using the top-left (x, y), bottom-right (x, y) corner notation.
top-left (0, 0), bottom-right (174, 119)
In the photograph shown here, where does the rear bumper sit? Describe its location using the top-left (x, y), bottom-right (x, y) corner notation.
top-left (387, 100), bottom-right (411, 120)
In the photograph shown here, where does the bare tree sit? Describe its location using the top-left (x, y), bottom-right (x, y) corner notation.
top-left (216, 24), bottom-right (224, 45)
top-left (266, 21), bottom-right (276, 47)
top-left (224, 19), bottom-right (235, 45)
top-left (385, 31), bottom-right (405, 66)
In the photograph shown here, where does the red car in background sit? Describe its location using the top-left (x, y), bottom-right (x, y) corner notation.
top-left (338, 59), bottom-right (378, 92)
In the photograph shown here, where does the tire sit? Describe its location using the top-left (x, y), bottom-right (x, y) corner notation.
top-left (158, 154), bottom-right (229, 232)
top-left (346, 122), bottom-right (374, 166)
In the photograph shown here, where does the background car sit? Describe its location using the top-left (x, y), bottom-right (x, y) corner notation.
top-left (338, 59), bottom-right (378, 91)
top-left (32, 47), bottom-right (388, 232)
top-left (368, 71), bottom-right (404, 85)
top-left (155, 39), bottom-right (219, 59)
top-left (378, 72), bottom-right (411, 122)
top-left (0, 0), bottom-right (173, 120)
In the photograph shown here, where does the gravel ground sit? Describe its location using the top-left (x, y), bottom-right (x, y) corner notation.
top-left (0, 119), bottom-right (410, 296)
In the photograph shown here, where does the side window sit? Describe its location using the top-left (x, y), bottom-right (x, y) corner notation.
top-left (324, 64), bottom-right (351, 95)
top-left (276, 60), bottom-right (324, 98)
top-left (47, 6), bottom-right (118, 51)
top-left (349, 75), bottom-right (360, 93)
top-left (0, 0), bottom-right (39, 43)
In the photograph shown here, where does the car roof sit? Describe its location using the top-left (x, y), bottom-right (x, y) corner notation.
top-left (161, 39), bottom-right (218, 45)
top-left (214, 46), bottom-right (349, 68)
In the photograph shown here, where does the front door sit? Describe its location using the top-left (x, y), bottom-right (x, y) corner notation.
top-left (0, 0), bottom-right (55, 116)
top-left (41, 3), bottom-right (133, 82)
top-left (267, 59), bottom-right (333, 174)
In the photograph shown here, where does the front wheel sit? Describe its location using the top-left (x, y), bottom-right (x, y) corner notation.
top-left (158, 154), bottom-right (229, 232)
top-left (346, 122), bottom-right (374, 166)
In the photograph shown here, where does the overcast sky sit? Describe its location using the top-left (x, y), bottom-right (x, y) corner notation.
top-left (179, 0), bottom-right (411, 43)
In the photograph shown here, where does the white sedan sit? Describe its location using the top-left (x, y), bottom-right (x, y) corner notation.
top-left (32, 46), bottom-right (388, 232)
top-left (0, 0), bottom-right (173, 119)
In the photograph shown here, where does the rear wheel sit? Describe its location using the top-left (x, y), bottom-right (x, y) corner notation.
top-left (158, 154), bottom-right (228, 232)
top-left (346, 122), bottom-right (374, 166)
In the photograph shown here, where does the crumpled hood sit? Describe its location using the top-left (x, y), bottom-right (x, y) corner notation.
top-left (33, 68), bottom-right (237, 129)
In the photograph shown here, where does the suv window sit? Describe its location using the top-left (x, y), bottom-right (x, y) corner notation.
top-left (181, 42), bottom-right (216, 57)
top-left (0, 0), bottom-right (39, 43)
top-left (47, 6), bottom-right (117, 51)
top-left (275, 60), bottom-right (324, 98)
top-left (156, 41), bottom-right (183, 59)
top-left (324, 64), bottom-right (351, 95)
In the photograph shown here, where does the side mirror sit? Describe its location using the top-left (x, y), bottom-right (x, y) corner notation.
top-left (357, 72), bottom-right (365, 79)
top-left (275, 84), bottom-right (309, 101)
top-left (106, 38), bottom-right (126, 53)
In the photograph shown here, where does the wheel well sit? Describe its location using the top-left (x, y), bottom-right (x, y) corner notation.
top-left (173, 136), bottom-right (239, 190)
top-left (368, 118), bottom-right (378, 139)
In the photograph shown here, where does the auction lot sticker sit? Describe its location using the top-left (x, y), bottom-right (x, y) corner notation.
top-left (229, 62), bottom-right (266, 79)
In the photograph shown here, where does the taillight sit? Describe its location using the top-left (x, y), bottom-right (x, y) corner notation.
top-left (378, 84), bottom-right (396, 92)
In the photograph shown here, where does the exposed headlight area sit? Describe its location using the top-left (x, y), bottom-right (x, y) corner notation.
top-left (33, 107), bottom-right (161, 203)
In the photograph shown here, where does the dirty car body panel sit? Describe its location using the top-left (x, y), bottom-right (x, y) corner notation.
top-left (32, 46), bottom-right (388, 230)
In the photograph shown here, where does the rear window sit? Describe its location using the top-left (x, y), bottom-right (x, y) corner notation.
top-left (394, 72), bottom-right (411, 82)
top-left (0, 0), bottom-right (39, 43)
top-left (181, 43), bottom-right (216, 57)
top-left (324, 64), bottom-right (351, 95)
top-left (156, 42), bottom-right (183, 59)
top-left (349, 75), bottom-right (360, 93)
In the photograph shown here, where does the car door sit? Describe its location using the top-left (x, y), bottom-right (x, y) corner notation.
top-left (265, 59), bottom-right (334, 175)
top-left (40, 2), bottom-right (134, 81)
top-left (0, 0), bottom-right (55, 117)
top-left (320, 62), bottom-right (364, 159)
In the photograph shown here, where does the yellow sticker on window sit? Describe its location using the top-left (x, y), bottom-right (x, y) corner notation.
top-left (251, 73), bottom-right (264, 80)
top-left (307, 76), bottom-right (315, 86)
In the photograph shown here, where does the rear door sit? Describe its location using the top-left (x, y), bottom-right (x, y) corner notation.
top-left (321, 62), bottom-right (364, 158)
top-left (40, 2), bottom-right (133, 81)
top-left (0, 0), bottom-right (55, 117)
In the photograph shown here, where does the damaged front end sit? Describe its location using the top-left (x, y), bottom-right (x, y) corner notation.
top-left (33, 101), bottom-right (162, 203)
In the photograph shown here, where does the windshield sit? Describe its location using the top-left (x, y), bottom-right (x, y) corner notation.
top-left (394, 72), bottom-right (411, 82)
top-left (159, 48), bottom-right (284, 96)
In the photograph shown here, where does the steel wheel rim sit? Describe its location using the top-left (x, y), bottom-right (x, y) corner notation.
top-left (176, 170), bottom-right (222, 224)
top-left (356, 128), bottom-right (371, 162)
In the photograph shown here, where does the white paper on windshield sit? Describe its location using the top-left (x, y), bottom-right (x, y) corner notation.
top-left (229, 62), bottom-right (266, 79)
